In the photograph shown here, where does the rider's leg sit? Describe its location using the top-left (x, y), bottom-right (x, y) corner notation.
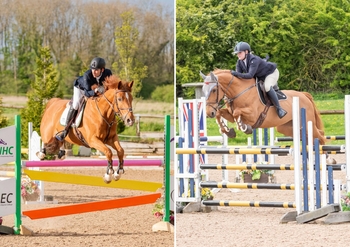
top-left (265, 69), bottom-right (287, 119)
top-left (267, 86), bottom-right (287, 119)
top-left (56, 87), bottom-right (81, 141)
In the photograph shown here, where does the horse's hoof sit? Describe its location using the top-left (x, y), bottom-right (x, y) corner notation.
top-left (326, 158), bottom-right (337, 165)
top-left (113, 172), bottom-right (121, 181)
top-left (103, 173), bottom-right (112, 184)
top-left (36, 152), bottom-right (45, 160)
top-left (58, 150), bottom-right (66, 160)
top-left (226, 128), bottom-right (236, 138)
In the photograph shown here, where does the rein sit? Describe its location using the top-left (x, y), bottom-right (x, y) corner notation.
top-left (220, 75), bottom-right (256, 102)
top-left (93, 89), bottom-right (133, 141)
top-left (209, 74), bottom-right (256, 109)
top-left (217, 74), bottom-right (269, 129)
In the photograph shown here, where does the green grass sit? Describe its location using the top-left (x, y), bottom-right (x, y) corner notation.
top-left (205, 97), bottom-right (346, 146)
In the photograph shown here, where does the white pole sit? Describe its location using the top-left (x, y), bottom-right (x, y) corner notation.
top-left (345, 95), bottom-right (350, 193)
top-left (247, 137), bottom-right (252, 164)
top-left (293, 97), bottom-right (302, 215)
top-left (222, 118), bottom-right (229, 182)
top-left (269, 127), bottom-right (275, 164)
top-left (193, 99), bottom-right (200, 202)
top-left (308, 121), bottom-right (315, 211)
top-left (258, 128), bottom-right (263, 162)
top-left (333, 179), bottom-right (341, 205)
top-left (321, 154), bottom-right (327, 207)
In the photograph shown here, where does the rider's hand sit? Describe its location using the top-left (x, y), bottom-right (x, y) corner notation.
top-left (231, 70), bottom-right (238, 76)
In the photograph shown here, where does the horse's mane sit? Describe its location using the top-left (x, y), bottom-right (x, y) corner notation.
top-left (103, 75), bottom-right (122, 90)
top-left (212, 69), bottom-right (231, 75)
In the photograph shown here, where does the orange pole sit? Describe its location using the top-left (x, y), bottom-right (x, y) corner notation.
top-left (23, 193), bottom-right (161, 220)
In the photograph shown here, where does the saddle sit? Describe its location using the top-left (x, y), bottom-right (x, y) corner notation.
top-left (251, 80), bottom-right (287, 129)
top-left (257, 81), bottom-right (287, 105)
top-left (59, 98), bottom-right (90, 147)
top-left (59, 97), bottom-right (86, 127)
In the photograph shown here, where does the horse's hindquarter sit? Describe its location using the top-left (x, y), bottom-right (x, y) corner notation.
top-left (259, 90), bottom-right (318, 128)
top-left (40, 98), bottom-right (69, 143)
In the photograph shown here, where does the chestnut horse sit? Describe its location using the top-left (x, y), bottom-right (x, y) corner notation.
top-left (201, 69), bottom-right (335, 164)
top-left (38, 75), bottom-right (134, 183)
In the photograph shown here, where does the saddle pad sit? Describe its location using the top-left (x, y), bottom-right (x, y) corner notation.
top-left (59, 104), bottom-right (84, 127)
top-left (257, 84), bottom-right (287, 105)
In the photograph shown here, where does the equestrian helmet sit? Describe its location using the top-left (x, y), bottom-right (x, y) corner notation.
top-left (90, 57), bottom-right (106, 69)
top-left (233, 42), bottom-right (251, 54)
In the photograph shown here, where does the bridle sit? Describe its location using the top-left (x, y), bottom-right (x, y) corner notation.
top-left (205, 82), bottom-right (226, 112)
top-left (208, 73), bottom-right (256, 106)
top-left (95, 88), bottom-right (133, 127)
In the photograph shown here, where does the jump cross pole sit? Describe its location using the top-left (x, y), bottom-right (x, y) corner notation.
top-left (1, 115), bottom-right (173, 235)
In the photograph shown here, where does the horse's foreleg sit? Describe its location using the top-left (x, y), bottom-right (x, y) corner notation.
top-left (235, 115), bottom-right (253, 134)
top-left (216, 110), bottom-right (236, 138)
top-left (107, 136), bottom-right (125, 181)
top-left (90, 137), bottom-right (115, 183)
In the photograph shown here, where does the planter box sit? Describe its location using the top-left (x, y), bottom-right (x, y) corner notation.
top-left (243, 173), bottom-right (269, 183)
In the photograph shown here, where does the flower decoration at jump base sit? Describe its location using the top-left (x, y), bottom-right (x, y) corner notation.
top-left (182, 187), bottom-right (214, 201)
top-left (239, 161), bottom-right (274, 182)
top-left (152, 200), bottom-right (174, 225)
top-left (21, 176), bottom-right (40, 201)
top-left (341, 192), bottom-right (350, 211)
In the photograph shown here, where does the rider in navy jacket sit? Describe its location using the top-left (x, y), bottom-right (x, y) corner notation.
top-left (56, 57), bottom-right (112, 141)
top-left (74, 67), bottom-right (112, 97)
top-left (231, 42), bottom-right (287, 119)
top-left (234, 53), bottom-right (276, 82)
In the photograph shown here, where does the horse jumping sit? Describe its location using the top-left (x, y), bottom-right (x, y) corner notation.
top-left (201, 69), bottom-right (335, 164)
top-left (37, 75), bottom-right (134, 183)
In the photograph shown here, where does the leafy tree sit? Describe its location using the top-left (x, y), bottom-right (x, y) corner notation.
top-left (20, 46), bottom-right (59, 146)
top-left (0, 97), bottom-right (9, 128)
top-left (113, 10), bottom-right (147, 98)
top-left (176, 0), bottom-right (350, 98)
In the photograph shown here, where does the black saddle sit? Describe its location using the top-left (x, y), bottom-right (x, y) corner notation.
top-left (257, 80), bottom-right (287, 105)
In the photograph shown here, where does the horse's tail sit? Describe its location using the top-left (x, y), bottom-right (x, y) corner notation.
top-left (302, 92), bottom-right (326, 145)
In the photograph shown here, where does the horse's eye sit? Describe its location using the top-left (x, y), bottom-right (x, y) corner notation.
top-left (212, 89), bottom-right (216, 93)
top-left (118, 97), bottom-right (122, 102)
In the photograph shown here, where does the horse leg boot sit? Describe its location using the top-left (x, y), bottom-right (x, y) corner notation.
top-left (56, 106), bottom-right (78, 141)
top-left (267, 86), bottom-right (287, 119)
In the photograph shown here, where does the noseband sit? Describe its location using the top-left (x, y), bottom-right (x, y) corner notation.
top-left (206, 82), bottom-right (225, 112)
top-left (113, 89), bottom-right (133, 122)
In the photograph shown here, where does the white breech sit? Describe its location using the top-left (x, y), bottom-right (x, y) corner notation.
top-left (264, 68), bottom-right (280, 92)
top-left (72, 86), bottom-right (84, 110)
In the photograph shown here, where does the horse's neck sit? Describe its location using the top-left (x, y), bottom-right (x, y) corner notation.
top-left (90, 91), bottom-right (116, 117)
top-left (221, 77), bottom-right (256, 99)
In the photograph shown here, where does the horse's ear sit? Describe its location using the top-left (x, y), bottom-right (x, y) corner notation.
top-left (210, 72), bottom-right (217, 82)
top-left (117, 80), bottom-right (122, 90)
top-left (199, 71), bottom-right (206, 80)
top-left (129, 81), bottom-right (134, 90)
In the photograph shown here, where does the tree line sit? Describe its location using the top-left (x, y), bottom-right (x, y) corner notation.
top-left (0, 0), bottom-right (174, 99)
top-left (176, 0), bottom-right (350, 98)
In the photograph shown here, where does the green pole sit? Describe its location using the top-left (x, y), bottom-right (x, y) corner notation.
top-left (163, 115), bottom-right (170, 222)
top-left (14, 115), bottom-right (22, 234)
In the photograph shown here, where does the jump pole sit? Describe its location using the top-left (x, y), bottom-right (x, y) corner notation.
top-left (23, 159), bottom-right (163, 167)
top-left (23, 169), bottom-right (162, 192)
top-left (23, 193), bottom-right (161, 219)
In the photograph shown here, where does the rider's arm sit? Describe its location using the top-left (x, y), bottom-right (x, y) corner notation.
top-left (232, 57), bottom-right (260, 79)
top-left (81, 72), bottom-right (97, 97)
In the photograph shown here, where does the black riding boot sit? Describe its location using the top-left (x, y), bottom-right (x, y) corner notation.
top-left (267, 86), bottom-right (287, 119)
top-left (56, 107), bottom-right (78, 141)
